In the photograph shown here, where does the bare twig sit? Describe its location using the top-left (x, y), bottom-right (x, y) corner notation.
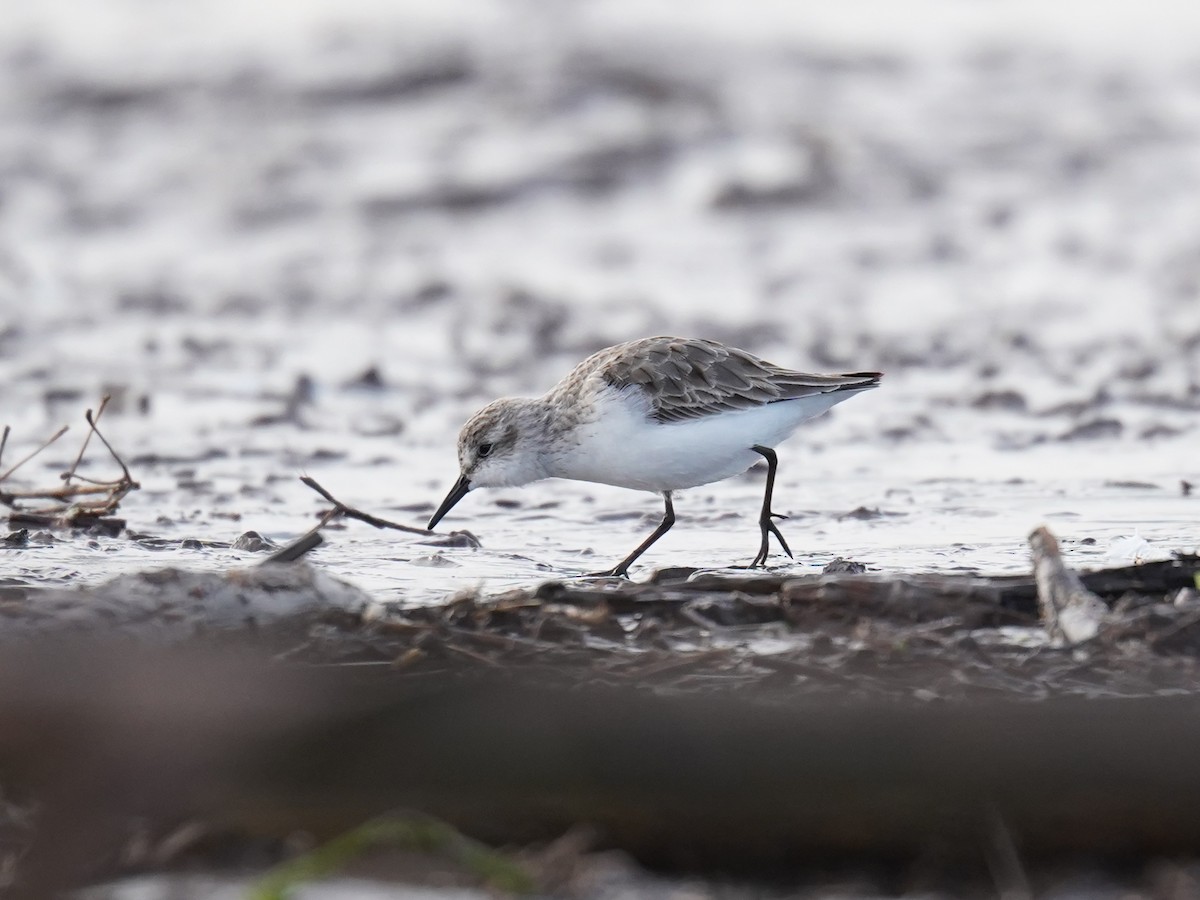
top-left (300, 476), bottom-right (345, 507)
top-left (264, 531), bottom-right (327, 564)
top-left (261, 476), bottom-right (463, 565)
top-left (443, 643), bottom-right (503, 667)
top-left (0, 426), bottom-right (69, 486)
top-left (299, 476), bottom-right (433, 536)
top-left (0, 424), bottom-right (9, 470)
top-left (60, 473), bottom-right (126, 488)
top-left (261, 507), bottom-right (341, 565)
top-left (84, 405), bottom-right (134, 486)
top-left (62, 395), bottom-right (110, 483)
top-left (2, 403), bottom-right (139, 531)
top-left (2, 484), bottom-right (123, 502)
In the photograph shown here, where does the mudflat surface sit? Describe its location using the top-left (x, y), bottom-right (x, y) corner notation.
top-left (0, 0), bottom-right (1197, 606)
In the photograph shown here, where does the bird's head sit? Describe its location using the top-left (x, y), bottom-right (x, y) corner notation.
top-left (427, 398), bottom-right (545, 529)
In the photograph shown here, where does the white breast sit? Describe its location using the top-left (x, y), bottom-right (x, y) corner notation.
top-left (545, 384), bottom-right (861, 493)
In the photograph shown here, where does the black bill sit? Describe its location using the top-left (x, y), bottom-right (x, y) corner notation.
top-left (428, 474), bottom-right (471, 530)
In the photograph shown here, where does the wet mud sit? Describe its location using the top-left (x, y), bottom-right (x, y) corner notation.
top-left (1, 1), bottom-right (1198, 604)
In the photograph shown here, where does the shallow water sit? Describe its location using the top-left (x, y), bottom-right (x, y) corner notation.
top-left (0, 0), bottom-right (1197, 606)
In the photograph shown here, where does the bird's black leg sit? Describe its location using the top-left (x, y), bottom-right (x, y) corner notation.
top-left (591, 492), bottom-right (675, 577)
top-left (750, 445), bottom-right (792, 567)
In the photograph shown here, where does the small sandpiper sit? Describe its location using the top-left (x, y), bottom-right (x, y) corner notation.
top-left (429, 336), bottom-right (881, 576)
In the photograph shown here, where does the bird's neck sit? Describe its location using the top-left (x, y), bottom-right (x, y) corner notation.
top-left (508, 397), bottom-right (559, 483)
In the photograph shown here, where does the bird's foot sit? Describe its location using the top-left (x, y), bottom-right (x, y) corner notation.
top-left (750, 512), bottom-right (793, 568)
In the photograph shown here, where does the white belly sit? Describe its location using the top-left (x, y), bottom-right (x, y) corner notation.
top-left (546, 386), bottom-right (859, 492)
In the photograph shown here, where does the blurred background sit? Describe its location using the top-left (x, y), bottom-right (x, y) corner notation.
top-left (0, 0), bottom-right (1197, 600)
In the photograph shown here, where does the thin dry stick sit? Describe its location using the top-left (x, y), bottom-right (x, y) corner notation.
top-left (263, 531), bottom-right (327, 565)
top-left (62, 473), bottom-right (128, 488)
top-left (0, 426), bottom-right (69, 485)
top-left (263, 476), bottom-right (447, 565)
top-left (1, 484), bottom-right (123, 502)
top-left (62, 395), bottom-right (110, 483)
top-left (262, 507), bottom-right (341, 565)
top-left (300, 476), bottom-right (433, 536)
top-left (0, 425), bottom-right (9, 470)
top-left (84, 407), bottom-right (135, 486)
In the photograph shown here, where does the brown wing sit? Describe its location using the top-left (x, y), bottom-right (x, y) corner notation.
top-left (601, 336), bottom-right (881, 424)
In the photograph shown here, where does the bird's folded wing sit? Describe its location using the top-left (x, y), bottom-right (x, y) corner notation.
top-left (602, 337), bottom-right (880, 424)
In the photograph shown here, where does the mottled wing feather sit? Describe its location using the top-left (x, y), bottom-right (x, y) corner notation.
top-left (600, 336), bottom-right (880, 424)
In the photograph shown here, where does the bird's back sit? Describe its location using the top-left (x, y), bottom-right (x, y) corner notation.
top-left (551, 336), bottom-right (880, 425)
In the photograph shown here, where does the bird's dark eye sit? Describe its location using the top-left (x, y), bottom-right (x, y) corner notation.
top-left (478, 442), bottom-right (494, 458)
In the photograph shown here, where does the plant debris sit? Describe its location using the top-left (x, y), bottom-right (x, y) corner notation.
top-left (264, 476), bottom-right (479, 564)
top-left (0, 398), bottom-right (139, 535)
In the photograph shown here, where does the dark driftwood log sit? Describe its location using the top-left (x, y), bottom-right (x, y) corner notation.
top-left (544, 554), bottom-right (1200, 625)
top-left (5, 644), bottom-right (1200, 893)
